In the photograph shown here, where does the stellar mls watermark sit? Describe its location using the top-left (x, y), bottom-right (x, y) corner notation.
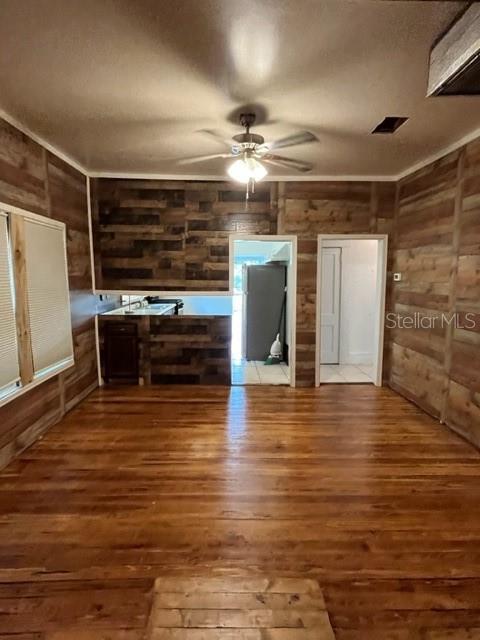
top-left (385, 312), bottom-right (477, 330)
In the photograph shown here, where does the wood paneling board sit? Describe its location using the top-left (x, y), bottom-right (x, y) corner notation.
top-left (444, 138), bottom-right (480, 445)
top-left (1, 384), bottom-right (480, 638)
top-left (388, 151), bottom-right (459, 419)
top-left (93, 179), bottom-right (275, 291)
top-left (0, 118), bottom-right (98, 470)
top-left (99, 315), bottom-right (231, 385)
top-left (150, 315), bottom-right (231, 385)
top-left (385, 136), bottom-right (480, 447)
top-left (0, 377), bottom-right (61, 470)
top-left (0, 119), bottom-right (48, 215)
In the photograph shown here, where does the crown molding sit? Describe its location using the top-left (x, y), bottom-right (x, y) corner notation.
top-left (395, 125), bottom-right (480, 181)
top-left (88, 171), bottom-right (396, 182)
top-left (0, 107), bottom-right (88, 175)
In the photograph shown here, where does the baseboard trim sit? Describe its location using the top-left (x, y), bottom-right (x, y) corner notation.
top-left (64, 380), bottom-right (98, 414)
top-left (0, 380), bottom-right (98, 472)
top-left (0, 406), bottom-right (62, 471)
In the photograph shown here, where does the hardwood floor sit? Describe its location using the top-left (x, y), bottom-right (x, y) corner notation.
top-left (146, 577), bottom-right (335, 639)
top-left (0, 384), bottom-right (479, 638)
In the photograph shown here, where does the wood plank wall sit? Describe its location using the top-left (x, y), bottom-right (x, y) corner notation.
top-left (388, 151), bottom-right (459, 417)
top-left (278, 181), bottom-right (396, 387)
top-left (92, 178), bottom-right (396, 387)
top-left (0, 118), bottom-right (97, 469)
top-left (445, 139), bottom-right (480, 445)
top-left (92, 179), bottom-right (276, 291)
top-left (149, 315), bottom-right (231, 384)
top-left (388, 138), bottom-right (480, 447)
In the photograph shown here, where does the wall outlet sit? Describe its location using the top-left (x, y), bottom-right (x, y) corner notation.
top-left (393, 272), bottom-right (402, 282)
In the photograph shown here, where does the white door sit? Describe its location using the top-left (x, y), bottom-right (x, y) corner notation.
top-left (320, 248), bottom-right (341, 364)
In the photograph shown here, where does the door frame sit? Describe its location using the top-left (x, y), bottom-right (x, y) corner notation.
top-left (229, 234), bottom-right (298, 388)
top-left (315, 234), bottom-right (388, 387)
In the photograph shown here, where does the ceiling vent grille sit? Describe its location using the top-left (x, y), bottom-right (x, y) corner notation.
top-left (372, 116), bottom-right (408, 135)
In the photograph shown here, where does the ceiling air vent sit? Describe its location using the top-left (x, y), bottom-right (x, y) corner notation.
top-left (428, 4), bottom-right (480, 96)
top-left (372, 116), bottom-right (408, 135)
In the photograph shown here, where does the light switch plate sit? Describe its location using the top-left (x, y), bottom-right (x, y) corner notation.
top-left (393, 272), bottom-right (402, 282)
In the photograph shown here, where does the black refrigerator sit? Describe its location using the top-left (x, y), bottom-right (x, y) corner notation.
top-left (242, 263), bottom-right (287, 362)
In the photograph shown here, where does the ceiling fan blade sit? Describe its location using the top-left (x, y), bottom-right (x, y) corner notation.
top-left (177, 153), bottom-right (232, 165)
top-left (198, 129), bottom-right (233, 149)
top-left (260, 131), bottom-right (318, 152)
top-left (262, 153), bottom-right (313, 173)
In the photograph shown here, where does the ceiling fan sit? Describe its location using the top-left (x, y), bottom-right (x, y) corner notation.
top-left (178, 113), bottom-right (318, 198)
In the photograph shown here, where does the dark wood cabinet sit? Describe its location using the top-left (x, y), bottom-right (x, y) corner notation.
top-left (104, 322), bottom-right (139, 383)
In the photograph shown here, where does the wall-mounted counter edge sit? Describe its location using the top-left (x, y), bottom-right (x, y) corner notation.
top-left (95, 289), bottom-right (233, 296)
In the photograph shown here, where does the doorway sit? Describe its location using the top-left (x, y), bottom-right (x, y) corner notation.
top-left (229, 235), bottom-right (297, 387)
top-left (316, 235), bottom-right (388, 386)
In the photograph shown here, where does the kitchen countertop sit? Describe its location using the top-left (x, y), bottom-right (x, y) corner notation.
top-left (101, 297), bottom-right (233, 318)
top-left (101, 303), bottom-right (176, 317)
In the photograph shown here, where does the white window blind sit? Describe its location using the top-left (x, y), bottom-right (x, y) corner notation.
top-left (0, 212), bottom-right (20, 390)
top-left (24, 218), bottom-right (74, 375)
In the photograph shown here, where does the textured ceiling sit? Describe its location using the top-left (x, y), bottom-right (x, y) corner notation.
top-left (0, 0), bottom-right (478, 178)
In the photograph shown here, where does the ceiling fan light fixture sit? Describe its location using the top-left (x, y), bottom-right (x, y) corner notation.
top-left (227, 155), bottom-right (268, 184)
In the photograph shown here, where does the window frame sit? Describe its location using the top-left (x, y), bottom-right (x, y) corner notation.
top-left (0, 202), bottom-right (74, 408)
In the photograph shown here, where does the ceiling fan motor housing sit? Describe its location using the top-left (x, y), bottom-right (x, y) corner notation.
top-left (232, 132), bottom-right (265, 147)
top-left (233, 112), bottom-right (265, 150)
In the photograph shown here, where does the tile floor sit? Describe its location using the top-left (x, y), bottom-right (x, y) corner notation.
top-left (320, 363), bottom-right (374, 383)
top-left (232, 359), bottom-right (290, 385)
